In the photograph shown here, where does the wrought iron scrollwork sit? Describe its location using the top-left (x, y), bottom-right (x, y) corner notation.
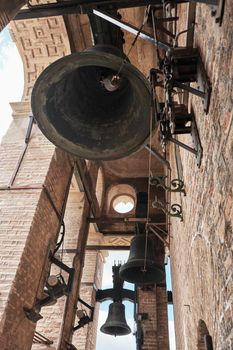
top-left (150, 175), bottom-right (186, 195)
top-left (152, 197), bottom-right (183, 221)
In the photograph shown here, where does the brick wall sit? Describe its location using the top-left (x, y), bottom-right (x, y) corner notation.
top-left (169, 1), bottom-right (233, 349)
top-left (138, 285), bottom-right (169, 350)
top-left (0, 112), bottom-right (73, 349)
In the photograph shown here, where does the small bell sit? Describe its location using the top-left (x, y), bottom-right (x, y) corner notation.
top-left (100, 302), bottom-right (131, 336)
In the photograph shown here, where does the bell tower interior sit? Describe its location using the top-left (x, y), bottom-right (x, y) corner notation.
top-left (0, 0), bottom-right (233, 350)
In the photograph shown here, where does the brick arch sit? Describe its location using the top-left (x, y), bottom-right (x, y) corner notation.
top-left (197, 320), bottom-right (213, 350)
top-left (106, 184), bottom-right (136, 215)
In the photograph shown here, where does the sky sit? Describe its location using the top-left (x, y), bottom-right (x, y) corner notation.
top-left (96, 251), bottom-right (176, 350)
top-left (0, 27), bottom-right (24, 142)
top-left (0, 27), bottom-right (176, 350)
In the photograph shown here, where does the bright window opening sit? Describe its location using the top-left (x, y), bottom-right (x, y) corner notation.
top-left (112, 195), bottom-right (134, 214)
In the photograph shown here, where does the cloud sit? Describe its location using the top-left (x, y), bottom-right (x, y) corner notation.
top-left (0, 28), bottom-right (24, 142)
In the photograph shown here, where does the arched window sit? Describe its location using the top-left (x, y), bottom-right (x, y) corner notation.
top-left (197, 320), bottom-right (213, 350)
top-left (106, 184), bottom-right (136, 215)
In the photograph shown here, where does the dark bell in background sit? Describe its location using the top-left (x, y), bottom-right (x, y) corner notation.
top-left (119, 234), bottom-right (165, 285)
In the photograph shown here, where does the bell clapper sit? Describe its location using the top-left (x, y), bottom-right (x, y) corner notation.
top-left (100, 74), bottom-right (121, 92)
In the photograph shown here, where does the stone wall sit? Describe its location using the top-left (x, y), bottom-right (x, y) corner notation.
top-left (170, 1), bottom-right (233, 349)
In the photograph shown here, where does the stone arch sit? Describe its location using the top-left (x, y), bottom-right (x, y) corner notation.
top-left (197, 320), bottom-right (213, 350)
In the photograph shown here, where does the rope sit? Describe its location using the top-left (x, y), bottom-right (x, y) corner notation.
top-left (143, 107), bottom-right (153, 272)
top-left (114, 6), bottom-right (151, 80)
top-left (151, 9), bottom-right (162, 66)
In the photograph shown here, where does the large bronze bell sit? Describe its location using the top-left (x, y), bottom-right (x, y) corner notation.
top-left (31, 45), bottom-right (152, 160)
top-left (100, 302), bottom-right (131, 336)
top-left (119, 234), bottom-right (165, 285)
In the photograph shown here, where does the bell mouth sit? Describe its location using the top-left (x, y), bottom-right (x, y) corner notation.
top-left (119, 260), bottom-right (165, 285)
top-left (100, 324), bottom-right (131, 336)
top-left (31, 45), bottom-right (153, 160)
top-left (100, 302), bottom-right (131, 336)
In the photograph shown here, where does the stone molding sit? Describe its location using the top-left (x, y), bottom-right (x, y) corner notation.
top-left (9, 14), bottom-right (71, 102)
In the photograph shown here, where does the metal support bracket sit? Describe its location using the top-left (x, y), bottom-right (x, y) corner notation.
top-left (96, 265), bottom-right (135, 303)
top-left (150, 175), bottom-right (186, 195)
top-left (152, 197), bottom-right (183, 221)
top-left (24, 255), bottom-right (75, 322)
top-left (171, 50), bottom-right (212, 114)
top-left (166, 110), bottom-right (203, 167)
top-left (209, 0), bottom-right (225, 26)
top-left (49, 254), bottom-right (75, 293)
top-left (73, 298), bottom-right (94, 331)
top-left (158, 102), bottom-right (203, 167)
top-left (93, 9), bottom-right (171, 50)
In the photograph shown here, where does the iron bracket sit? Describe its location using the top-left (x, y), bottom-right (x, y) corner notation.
top-left (96, 288), bottom-right (135, 302)
top-left (209, 0), bottom-right (225, 26)
top-left (152, 197), bottom-right (183, 221)
top-left (93, 9), bottom-right (171, 50)
top-left (150, 175), bottom-right (186, 195)
top-left (73, 298), bottom-right (94, 331)
top-left (24, 255), bottom-right (75, 322)
top-left (96, 265), bottom-right (135, 303)
top-left (157, 101), bottom-right (203, 167)
top-left (166, 112), bottom-right (203, 167)
top-left (167, 48), bottom-right (212, 114)
top-left (49, 254), bottom-right (75, 293)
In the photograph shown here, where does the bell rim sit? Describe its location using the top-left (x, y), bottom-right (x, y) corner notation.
top-left (31, 49), bottom-right (154, 160)
top-left (119, 260), bottom-right (165, 285)
top-left (100, 323), bottom-right (131, 336)
top-left (100, 301), bottom-right (131, 336)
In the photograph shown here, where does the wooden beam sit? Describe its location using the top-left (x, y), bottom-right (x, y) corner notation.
top-left (87, 217), bottom-right (166, 224)
top-left (63, 245), bottom-right (130, 252)
top-left (74, 160), bottom-right (101, 223)
top-left (57, 161), bottom-right (99, 349)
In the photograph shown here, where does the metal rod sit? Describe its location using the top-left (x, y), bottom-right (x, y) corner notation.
top-left (87, 217), bottom-right (166, 224)
top-left (149, 223), bottom-right (168, 236)
top-left (168, 137), bottom-right (197, 155)
top-left (101, 231), bottom-right (135, 236)
top-left (63, 246), bottom-right (131, 253)
top-left (145, 145), bottom-right (171, 169)
top-left (149, 226), bottom-right (169, 248)
top-left (93, 9), bottom-right (171, 50)
top-left (0, 185), bottom-right (43, 190)
top-left (173, 81), bottom-right (206, 99)
top-left (34, 331), bottom-right (53, 345)
top-left (78, 297), bottom-right (94, 312)
top-left (8, 115), bottom-right (34, 187)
